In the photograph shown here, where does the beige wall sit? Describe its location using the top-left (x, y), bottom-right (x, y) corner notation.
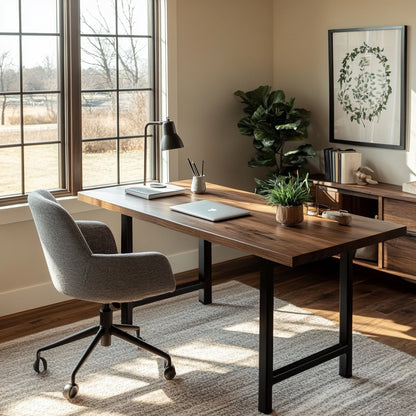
top-left (175, 0), bottom-right (274, 190)
top-left (0, 0), bottom-right (274, 315)
top-left (273, 0), bottom-right (416, 184)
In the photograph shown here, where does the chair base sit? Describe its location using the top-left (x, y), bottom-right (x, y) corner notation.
top-left (33, 304), bottom-right (175, 399)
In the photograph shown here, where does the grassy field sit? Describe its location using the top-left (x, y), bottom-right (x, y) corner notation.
top-left (0, 105), bottom-right (148, 196)
top-left (0, 145), bottom-right (145, 196)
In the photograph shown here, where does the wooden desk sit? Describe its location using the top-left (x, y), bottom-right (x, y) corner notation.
top-left (78, 180), bottom-right (406, 414)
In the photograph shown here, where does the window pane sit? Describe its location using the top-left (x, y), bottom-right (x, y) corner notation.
top-left (120, 137), bottom-right (143, 182)
top-left (0, 95), bottom-right (20, 145)
top-left (0, 147), bottom-right (21, 196)
top-left (82, 92), bottom-right (117, 139)
top-left (22, 36), bottom-right (59, 91)
top-left (119, 90), bottom-right (150, 137)
top-left (23, 94), bottom-right (59, 143)
top-left (81, 0), bottom-right (116, 35)
top-left (24, 143), bottom-right (60, 192)
top-left (118, 37), bottom-right (150, 89)
top-left (81, 36), bottom-right (116, 90)
top-left (82, 139), bottom-right (117, 187)
top-left (118, 0), bottom-right (149, 36)
top-left (21, 0), bottom-right (59, 33)
top-left (0, 36), bottom-right (20, 92)
top-left (0, 0), bottom-right (19, 33)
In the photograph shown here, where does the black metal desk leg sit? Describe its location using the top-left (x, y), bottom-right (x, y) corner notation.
top-left (198, 239), bottom-right (212, 304)
top-left (121, 215), bottom-right (133, 324)
top-left (339, 250), bottom-right (353, 377)
top-left (121, 214), bottom-right (133, 254)
top-left (258, 258), bottom-right (274, 414)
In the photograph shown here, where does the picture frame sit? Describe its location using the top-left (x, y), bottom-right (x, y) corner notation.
top-left (328, 26), bottom-right (407, 149)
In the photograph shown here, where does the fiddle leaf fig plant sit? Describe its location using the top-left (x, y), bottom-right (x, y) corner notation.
top-left (234, 85), bottom-right (315, 190)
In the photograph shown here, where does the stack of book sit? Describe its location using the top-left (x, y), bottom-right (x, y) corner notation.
top-left (323, 148), bottom-right (362, 184)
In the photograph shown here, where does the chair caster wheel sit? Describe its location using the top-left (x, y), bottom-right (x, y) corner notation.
top-left (63, 383), bottom-right (79, 399)
top-left (33, 356), bottom-right (47, 373)
top-left (164, 365), bottom-right (176, 380)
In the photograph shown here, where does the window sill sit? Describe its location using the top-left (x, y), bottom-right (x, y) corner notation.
top-left (0, 196), bottom-right (100, 226)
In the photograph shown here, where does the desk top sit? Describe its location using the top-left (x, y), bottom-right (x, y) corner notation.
top-left (78, 180), bottom-right (406, 268)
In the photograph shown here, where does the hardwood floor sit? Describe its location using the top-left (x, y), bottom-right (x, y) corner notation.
top-left (1, 257), bottom-right (415, 357)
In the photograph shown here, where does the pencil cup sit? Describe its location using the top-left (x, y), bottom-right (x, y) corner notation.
top-left (191, 175), bottom-right (206, 194)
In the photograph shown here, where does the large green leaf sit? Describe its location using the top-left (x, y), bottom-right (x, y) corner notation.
top-left (275, 120), bottom-right (302, 131)
top-left (235, 85), bottom-right (314, 179)
top-left (237, 117), bottom-right (255, 136)
top-left (251, 105), bottom-right (266, 121)
top-left (267, 90), bottom-right (285, 107)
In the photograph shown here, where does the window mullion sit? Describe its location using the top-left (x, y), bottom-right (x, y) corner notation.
top-left (66, 0), bottom-right (82, 193)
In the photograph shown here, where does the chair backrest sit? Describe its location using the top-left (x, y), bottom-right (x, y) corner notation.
top-left (28, 190), bottom-right (93, 297)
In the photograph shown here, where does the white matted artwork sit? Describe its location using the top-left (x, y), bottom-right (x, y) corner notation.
top-left (328, 26), bottom-right (407, 149)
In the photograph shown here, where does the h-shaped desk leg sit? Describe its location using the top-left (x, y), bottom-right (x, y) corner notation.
top-left (121, 215), bottom-right (133, 324)
top-left (339, 250), bottom-right (353, 377)
top-left (258, 258), bottom-right (274, 414)
top-left (199, 239), bottom-right (212, 304)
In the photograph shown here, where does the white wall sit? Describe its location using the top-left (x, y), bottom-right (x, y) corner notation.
top-left (273, 0), bottom-right (416, 185)
top-left (0, 0), bottom-right (274, 316)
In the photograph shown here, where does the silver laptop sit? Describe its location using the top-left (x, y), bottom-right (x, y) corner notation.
top-left (170, 200), bottom-right (250, 222)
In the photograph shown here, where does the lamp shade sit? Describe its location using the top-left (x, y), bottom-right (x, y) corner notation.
top-left (161, 119), bottom-right (184, 151)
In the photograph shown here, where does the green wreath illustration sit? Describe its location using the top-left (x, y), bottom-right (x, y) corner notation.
top-left (337, 42), bottom-right (392, 125)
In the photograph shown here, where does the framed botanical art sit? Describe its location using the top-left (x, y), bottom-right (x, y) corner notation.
top-left (328, 26), bottom-right (407, 149)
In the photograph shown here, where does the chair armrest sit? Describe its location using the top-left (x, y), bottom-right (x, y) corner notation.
top-left (75, 252), bottom-right (176, 303)
top-left (76, 221), bottom-right (118, 254)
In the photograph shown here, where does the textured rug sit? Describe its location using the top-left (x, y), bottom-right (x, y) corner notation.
top-left (1, 281), bottom-right (415, 416)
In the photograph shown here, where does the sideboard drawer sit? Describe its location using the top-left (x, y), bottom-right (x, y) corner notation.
top-left (384, 235), bottom-right (416, 275)
top-left (384, 198), bottom-right (416, 232)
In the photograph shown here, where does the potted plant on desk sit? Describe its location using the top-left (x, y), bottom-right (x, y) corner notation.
top-left (265, 174), bottom-right (310, 226)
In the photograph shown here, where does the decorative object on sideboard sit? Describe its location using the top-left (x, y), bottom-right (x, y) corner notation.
top-left (265, 174), bottom-right (310, 226)
top-left (354, 166), bottom-right (378, 185)
top-left (322, 210), bottom-right (352, 226)
top-left (402, 181), bottom-right (416, 195)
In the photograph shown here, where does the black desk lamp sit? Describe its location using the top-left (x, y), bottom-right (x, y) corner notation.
top-left (143, 118), bottom-right (184, 186)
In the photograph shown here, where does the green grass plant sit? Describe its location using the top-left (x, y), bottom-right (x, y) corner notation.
top-left (265, 173), bottom-right (310, 207)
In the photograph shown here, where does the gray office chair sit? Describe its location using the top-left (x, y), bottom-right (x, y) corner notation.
top-left (28, 190), bottom-right (176, 400)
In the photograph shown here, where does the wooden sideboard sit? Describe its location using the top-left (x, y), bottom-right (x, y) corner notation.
top-left (313, 180), bottom-right (416, 282)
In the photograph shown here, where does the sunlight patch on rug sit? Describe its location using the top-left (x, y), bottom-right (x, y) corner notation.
top-left (1, 281), bottom-right (415, 416)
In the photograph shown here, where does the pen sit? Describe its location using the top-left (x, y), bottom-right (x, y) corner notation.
top-left (202, 160), bottom-right (204, 176)
top-left (187, 158), bottom-right (197, 175)
top-left (192, 161), bottom-right (200, 176)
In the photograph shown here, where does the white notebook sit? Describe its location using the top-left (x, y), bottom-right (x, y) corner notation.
top-left (170, 200), bottom-right (250, 222)
top-left (125, 184), bottom-right (186, 200)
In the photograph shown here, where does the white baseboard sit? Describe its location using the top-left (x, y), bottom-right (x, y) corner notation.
top-left (0, 245), bottom-right (244, 317)
top-left (0, 282), bottom-right (72, 317)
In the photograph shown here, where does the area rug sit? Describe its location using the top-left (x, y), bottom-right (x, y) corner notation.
top-left (1, 281), bottom-right (415, 416)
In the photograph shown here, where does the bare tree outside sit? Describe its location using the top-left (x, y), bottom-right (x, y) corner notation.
top-left (80, 0), bottom-right (152, 186)
top-left (0, 0), bottom-right (155, 198)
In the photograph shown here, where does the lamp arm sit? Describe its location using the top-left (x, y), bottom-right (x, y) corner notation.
top-left (143, 121), bottom-right (163, 185)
